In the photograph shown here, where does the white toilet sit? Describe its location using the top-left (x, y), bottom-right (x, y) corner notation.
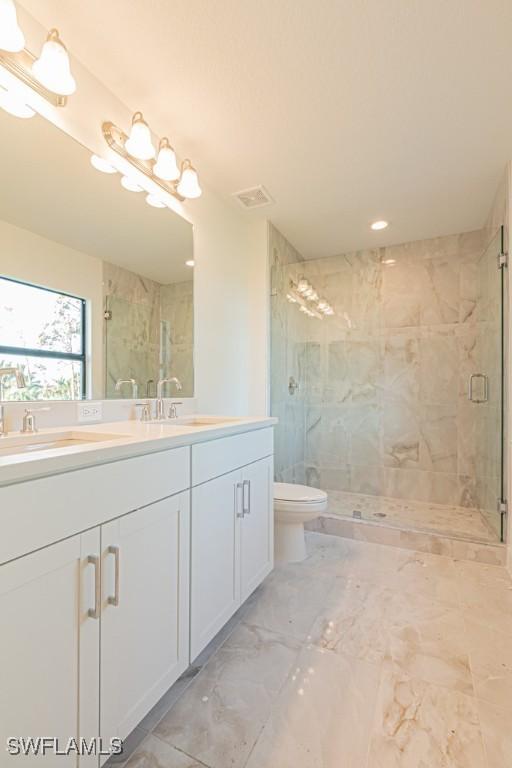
top-left (274, 482), bottom-right (328, 563)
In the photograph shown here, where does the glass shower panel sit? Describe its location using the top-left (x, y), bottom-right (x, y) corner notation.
top-left (471, 227), bottom-right (505, 540)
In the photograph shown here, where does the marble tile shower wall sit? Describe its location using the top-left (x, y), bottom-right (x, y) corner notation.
top-left (103, 262), bottom-right (194, 398)
top-left (272, 228), bottom-right (503, 512)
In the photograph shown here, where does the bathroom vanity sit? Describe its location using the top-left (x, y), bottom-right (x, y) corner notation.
top-left (0, 417), bottom-right (275, 762)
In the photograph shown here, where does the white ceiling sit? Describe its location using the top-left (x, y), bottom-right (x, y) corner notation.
top-left (0, 107), bottom-right (193, 283)
top-left (19, 0), bottom-right (512, 259)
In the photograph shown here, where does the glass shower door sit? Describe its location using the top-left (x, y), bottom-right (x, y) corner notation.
top-left (470, 226), bottom-right (506, 541)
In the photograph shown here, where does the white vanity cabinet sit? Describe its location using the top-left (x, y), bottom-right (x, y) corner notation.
top-left (0, 529), bottom-right (101, 767)
top-left (100, 492), bottom-right (190, 748)
top-left (190, 429), bottom-right (274, 659)
top-left (0, 423), bottom-right (274, 764)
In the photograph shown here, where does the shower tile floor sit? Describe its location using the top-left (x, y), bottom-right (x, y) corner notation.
top-left (325, 489), bottom-right (500, 543)
top-left (113, 533), bottom-right (511, 768)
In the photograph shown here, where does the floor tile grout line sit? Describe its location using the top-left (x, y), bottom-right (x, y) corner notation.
top-left (240, 638), bottom-right (307, 768)
top-left (150, 733), bottom-right (214, 768)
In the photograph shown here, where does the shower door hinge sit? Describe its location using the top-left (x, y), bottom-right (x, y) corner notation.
top-left (498, 251), bottom-right (508, 269)
top-left (498, 498), bottom-right (508, 516)
top-left (104, 309), bottom-right (112, 320)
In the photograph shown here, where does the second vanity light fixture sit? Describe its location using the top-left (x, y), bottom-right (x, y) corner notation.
top-left (286, 278), bottom-right (334, 319)
top-left (96, 111), bottom-right (202, 203)
top-left (0, 0), bottom-right (76, 116)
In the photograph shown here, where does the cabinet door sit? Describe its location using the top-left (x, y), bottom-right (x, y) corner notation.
top-left (240, 456), bottom-right (274, 602)
top-left (100, 492), bottom-right (190, 750)
top-left (190, 469), bottom-right (242, 660)
top-left (0, 530), bottom-right (100, 767)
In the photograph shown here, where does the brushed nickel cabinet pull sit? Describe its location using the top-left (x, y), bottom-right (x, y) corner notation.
top-left (243, 479), bottom-right (251, 515)
top-left (87, 555), bottom-right (100, 619)
top-left (235, 482), bottom-right (245, 518)
top-left (107, 545), bottom-right (120, 607)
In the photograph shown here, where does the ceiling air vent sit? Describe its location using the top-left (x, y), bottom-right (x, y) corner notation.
top-left (233, 185), bottom-right (274, 209)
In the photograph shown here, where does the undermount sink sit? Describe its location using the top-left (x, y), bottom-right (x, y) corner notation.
top-left (0, 431), bottom-right (126, 458)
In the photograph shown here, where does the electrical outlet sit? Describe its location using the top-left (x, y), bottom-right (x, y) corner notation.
top-left (77, 402), bottom-right (103, 423)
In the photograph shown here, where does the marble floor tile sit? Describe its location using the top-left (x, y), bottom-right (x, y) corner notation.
top-left (309, 578), bottom-right (459, 665)
top-left (245, 645), bottom-right (380, 768)
top-left (464, 615), bottom-right (512, 712)
top-left (454, 560), bottom-right (512, 633)
top-left (154, 623), bottom-right (300, 768)
top-left (125, 734), bottom-right (209, 768)
top-left (367, 669), bottom-right (487, 767)
top-left (242, 559), bottom-right (337, 641)
top-left (385, 613), bottom-right (473, 695)
top-left (476, 699), bottom-right (512, 768)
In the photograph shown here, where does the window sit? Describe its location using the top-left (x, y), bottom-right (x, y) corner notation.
top-left (0, 276), bottom-right (86, 401)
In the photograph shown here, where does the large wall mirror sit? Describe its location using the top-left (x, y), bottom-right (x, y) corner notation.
top-left (0, 109), bottom-right (194, 401)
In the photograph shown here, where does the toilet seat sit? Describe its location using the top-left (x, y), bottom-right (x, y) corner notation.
top-left (274, 482), bottom-right (327, 514)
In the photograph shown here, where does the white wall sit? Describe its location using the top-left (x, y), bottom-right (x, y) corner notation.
top-left (0, 5), bottom-right (270, 417)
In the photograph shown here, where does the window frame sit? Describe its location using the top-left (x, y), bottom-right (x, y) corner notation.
top-left (0, 275), bottom-right (87, 400)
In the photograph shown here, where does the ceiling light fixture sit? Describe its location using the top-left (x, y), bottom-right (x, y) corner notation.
top-left (371, 220), bottom-right (389, 231)
top-left (185, 260), bottom-right (195, 267)
top-left (101, 117), bottom-right (202, 203)
top-left (0, 86), bottom-right (34, 118)
top-left (0, 0), bottom-right (25, 52)
top-left (154, 137), bottom-right (180, 181)
top-left (0, 17), bottom-right (76, 108)
top-left (90, 154), bottom-right (117, 174)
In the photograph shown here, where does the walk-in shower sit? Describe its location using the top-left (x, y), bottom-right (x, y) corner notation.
top-left (270, 216), bottom-right (507, 548)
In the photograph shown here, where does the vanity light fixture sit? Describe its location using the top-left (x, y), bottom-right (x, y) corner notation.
top-left (176, 160), bottom-right (202, 199)
top-left (0, 85), bottom-right (34, 117)
top-left (0, 0), bottom-right (25, 52)
top-left (288, 278), bottom-right (334, 319)
top-left (145, 193), bottom-right (166, 208)
top-left (124, 111), bottom-right (155, 160)
top-left (90, 154), bottom-right (117, 174)
top-left (154, 138), bottom-right (180, 181)
top-left (0, 11), bottom-right (76, 108)
top-left (121, 175), bottom-right (144, 192)
top-left (32, 29), bottom-right (76, 96)
top-left (101, 117), bottom-right (202, 203)
top-left (371, 220), bottom-right (389, 231)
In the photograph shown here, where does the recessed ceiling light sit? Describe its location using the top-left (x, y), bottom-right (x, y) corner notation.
top-left (185, 260), bottom-right (195, 267)
top-left (382, 258), bottom-right (396, 265)
top-left (371, 220), bottom-right (389, 231)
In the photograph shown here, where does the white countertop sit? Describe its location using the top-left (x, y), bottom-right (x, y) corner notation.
top-left (0, 416), bottom-right (277, 487)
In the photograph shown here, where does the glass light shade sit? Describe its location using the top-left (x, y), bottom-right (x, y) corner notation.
top-left (121, 175), bottom-right (143, 192)
top-left (145, 193), bottom-right (166, 208)
top-left (0, 88), bottom-right (34, 118)
top-left (297, 279), bottom-right (309, 294)
top-left (177, 160), bottom-right (202, 199)
top-left (90, 154), bottom-right (117, 174)
top-left (153, 138), bottom-right (180, 181)
top-left (0, 0), bottom-right (24, 52)
top-left (32, 29), bottom-right (76, 96)
top-left (317, 299), bottom-right (328, 310)
top-left (124, 112), bottom-right (155, 160)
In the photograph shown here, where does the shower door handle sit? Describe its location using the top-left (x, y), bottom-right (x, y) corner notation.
top-left (468, 373), bottom-right (489, 403)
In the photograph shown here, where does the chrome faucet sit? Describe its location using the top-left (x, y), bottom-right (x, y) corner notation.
top-left (156, 377), bottom-right (182, 419)
top-left (0, 367), bottom-right (27, 436)
top-left (115, 378), bottom-right (138, 398)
